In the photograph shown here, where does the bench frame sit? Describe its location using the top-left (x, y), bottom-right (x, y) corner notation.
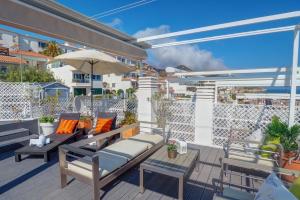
top-left (59, 122), bottom-right (164, 200)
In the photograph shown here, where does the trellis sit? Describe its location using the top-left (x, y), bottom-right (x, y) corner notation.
top-left (166, 101), bottom-right (195, 142)
top-left (212, 103), bottom-right (299, 146)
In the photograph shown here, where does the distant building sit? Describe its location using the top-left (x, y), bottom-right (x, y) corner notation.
top-left (49, 65), bottom-right (103, 96)
top-left (33, 82), bottom-right (70, 100)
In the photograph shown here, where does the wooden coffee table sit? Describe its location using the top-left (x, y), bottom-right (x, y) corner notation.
top-left (140, 145), bottom-right (200, 200)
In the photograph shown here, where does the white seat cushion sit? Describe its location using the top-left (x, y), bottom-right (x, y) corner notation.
top-left (128, 134), bottom-right (163, 149)
top-left (102, 139), bottom-right (148, 160)
top-left (67, 150), bottom-right (128, 179)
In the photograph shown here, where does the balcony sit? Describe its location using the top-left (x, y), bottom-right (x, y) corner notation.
top-left (72, 79), bottom-right (90, 83)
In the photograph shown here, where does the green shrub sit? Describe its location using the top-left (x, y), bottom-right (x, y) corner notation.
top-left (39, 116), bottom-right (55, 123)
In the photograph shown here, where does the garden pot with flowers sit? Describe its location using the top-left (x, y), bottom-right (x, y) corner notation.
top-left (167, 140), bottom-right (177, 159)
top-left (120, 111), bottom-right (139, 139)
top-left (78, 116), bottom-right (92, 134)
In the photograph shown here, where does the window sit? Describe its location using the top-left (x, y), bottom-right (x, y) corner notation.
top-left (112, 83), bottom-right (116, 88)
top-left (92, 75), bottom-right (102, 81)
top-left (38, 41), bottom-right (47, 48)
top-left (0, 66), bottom-right (7, 73)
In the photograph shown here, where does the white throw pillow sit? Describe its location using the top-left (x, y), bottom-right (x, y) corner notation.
top-left (254, 173), bottom-right (297, 200)
top-left (246, 129), bottom-right (263, 149)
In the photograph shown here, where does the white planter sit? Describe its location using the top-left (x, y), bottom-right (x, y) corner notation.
top-left (40, 122), bottom-right (57, 136)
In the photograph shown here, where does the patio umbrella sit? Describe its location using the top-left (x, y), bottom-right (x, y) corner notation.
top-left (52, 49), bottom-right (134, 116)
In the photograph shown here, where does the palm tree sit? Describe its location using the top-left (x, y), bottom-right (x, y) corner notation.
top-left (41, 41), bottom-right (63, 57)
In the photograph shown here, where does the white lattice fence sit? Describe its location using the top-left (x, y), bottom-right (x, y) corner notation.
top-left (76, 97), bottom-right (137, 124)
top-left (0, 82), bottom-right (34, 120)
top-left (213, 103), bottom-right (292, 146)
top-left (166, 101), bottom-right (195, 142)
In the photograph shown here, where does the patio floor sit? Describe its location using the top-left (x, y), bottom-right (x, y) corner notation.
top-left (0, 144), bottom-right (224, 200)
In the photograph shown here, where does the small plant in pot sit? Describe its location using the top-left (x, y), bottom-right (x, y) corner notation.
top-left (39, 115), bottom-right (55, 136)
top-left (78, 116), bottom-right (92, 129)
top-left (119, 111), bottom-right (138, 139)
top-left (167, 140), bottom-right (177, 159)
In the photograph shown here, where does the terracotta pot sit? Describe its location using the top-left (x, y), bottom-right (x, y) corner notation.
top-left (282, 160), bottom-right (300, 182)
top-left (121, 126), bottom-right (139, 139)
top-left (281, 157), bottom-right (300, 182)
top-left (284, 151), bottom-right (298, 159)
top-left (168, 150), bottom-right (177, 159)
top-left (78, 119), bottom-right (92, 129)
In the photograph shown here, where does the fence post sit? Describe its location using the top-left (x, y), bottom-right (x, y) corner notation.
top-left (136, 76), bottom-right (158, 134)
top-left (194, 82), bottom-right (215, 147)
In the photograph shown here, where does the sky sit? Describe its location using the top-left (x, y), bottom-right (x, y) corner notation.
top-left (2, 0), bottom-right (300, 71)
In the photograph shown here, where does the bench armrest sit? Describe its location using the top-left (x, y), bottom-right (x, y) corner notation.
top-left (59, 144), bottom-right (95, 157)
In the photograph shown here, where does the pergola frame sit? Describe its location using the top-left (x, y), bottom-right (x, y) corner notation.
top-left (137, 11), bottom-right (300, 126)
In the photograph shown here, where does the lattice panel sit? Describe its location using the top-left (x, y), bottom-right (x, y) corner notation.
top-left (0, 83), bottom-right (33, 120)
top-left (213, 103), bottom-right (291, 146)
top-left (166, 101), bottom-right (195, 142)
top-left (77, 97), bottom-right (137, 125)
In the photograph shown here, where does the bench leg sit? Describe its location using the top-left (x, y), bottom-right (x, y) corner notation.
top-left (139, 166), bottom-right (145, 193)
top-left (44, 153), bottom-right (49, 162)
top-left (178, 175), bottom-right (184, 200)
top-left (15, 153), bottom-right (21, 162)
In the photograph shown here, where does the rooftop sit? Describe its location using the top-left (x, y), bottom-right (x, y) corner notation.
top-left (10, 50), bottom-right (51, 59)
top-left (0, 55), bottom-right (26, 64)
top-left (0, 145), bottom-right (226, 200)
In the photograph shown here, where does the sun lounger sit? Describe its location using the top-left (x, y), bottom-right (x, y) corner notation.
top-left (59, 122), bottom-right (164, 200)
top-left (15, 113), bottom-right (80, 162)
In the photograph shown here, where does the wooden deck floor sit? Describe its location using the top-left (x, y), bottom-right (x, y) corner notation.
top-left (0, 145), bottom-right (224, 200)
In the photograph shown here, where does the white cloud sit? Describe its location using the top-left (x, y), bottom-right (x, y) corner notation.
top-left (134, 25), bottom-right (225, 71)
top-left (105, 18), bottom-right (123, 28)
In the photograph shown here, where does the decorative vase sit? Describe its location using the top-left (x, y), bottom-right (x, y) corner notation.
top-left (168, 150), bottom-right (177, 159)
top-left (40, 122), bottom-right (57, 136)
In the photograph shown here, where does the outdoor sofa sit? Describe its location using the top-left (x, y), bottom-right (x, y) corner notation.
top-left (15, 113), bottom-right (81, 162)
top-left (59, 122), bottom-right (164, 200)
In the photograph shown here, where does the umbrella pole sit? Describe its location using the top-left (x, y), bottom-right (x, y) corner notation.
top-left (91, 62), bottom-right (94, 118)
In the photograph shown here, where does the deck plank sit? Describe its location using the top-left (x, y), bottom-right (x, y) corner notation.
top-left (0, 145), bottom-right (251, 200)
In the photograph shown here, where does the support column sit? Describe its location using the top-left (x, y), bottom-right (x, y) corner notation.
top-left (137, 76), bottom-right (158, 134)
top-left (289, 26), bottom-right (299, 127)
top-left (194, 82), bottom-right (215, 147)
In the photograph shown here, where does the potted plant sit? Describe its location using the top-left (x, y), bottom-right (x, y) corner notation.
top-left (120, 111), bottom-right (139, 139)
top-left (167, 140), bottom-right (177, 159)
top-left (266, 116), bottom-right (300, 182)
top-left (39, 115), bottom-right (55, 136)
top-left (78, 116), bottom-right (92, 131)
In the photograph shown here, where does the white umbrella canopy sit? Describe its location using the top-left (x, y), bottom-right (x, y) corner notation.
top-left (51, 49), bottom-right (136, 116)
top-left (53, 49), bottom-right (135, 75)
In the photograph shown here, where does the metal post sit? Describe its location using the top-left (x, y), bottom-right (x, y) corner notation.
top-left (90, 62), bottom-right (94, 117)
top-left (289, 26), bottom-right (299, 127)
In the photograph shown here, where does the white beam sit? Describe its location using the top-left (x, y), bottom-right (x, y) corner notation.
top-left (137, 11), bottom-right (300, 42)
top-left (151, 26), bottom-right (295, 48)
top-left (289, 27), bottom-right (300, 126)
top-left (175, 67), bottom-right (290, 77)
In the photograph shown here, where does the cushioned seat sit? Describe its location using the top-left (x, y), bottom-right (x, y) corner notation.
top-left (67, 150), bottom-right (128, 179)
top-left (128, 134), bottom-right (163, 149)
top-left (102, 139), bottom-right (149, 160)
top-left (228, 150), bottom-right (275, 167)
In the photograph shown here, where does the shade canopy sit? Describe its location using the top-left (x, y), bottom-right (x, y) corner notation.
top-left (53, 49), bottom-right (135, 75)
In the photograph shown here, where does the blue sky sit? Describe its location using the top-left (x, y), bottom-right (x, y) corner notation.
top-left (2, 0), bottom-right (300, 70)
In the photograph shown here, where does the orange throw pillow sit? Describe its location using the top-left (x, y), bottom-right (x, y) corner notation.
top-left (56, 119), bottom-right (78, 134)
top-left (94, 118), bottom-right (113, 134)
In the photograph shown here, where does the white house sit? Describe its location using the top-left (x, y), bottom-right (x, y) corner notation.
top-left (48, 64), bottom-right (103, 96)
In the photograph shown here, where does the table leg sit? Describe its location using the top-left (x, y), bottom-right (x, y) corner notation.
top-left (178, 175), bottom-right (184, 200)
top-left (140, 166), bottom-right (145, 193)
top-left (15, 153), bottom-right (21, 162)
top-left (44, 153), bottom-right (49, 162)
top-left (196, 151), bottom-right (200, 172)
